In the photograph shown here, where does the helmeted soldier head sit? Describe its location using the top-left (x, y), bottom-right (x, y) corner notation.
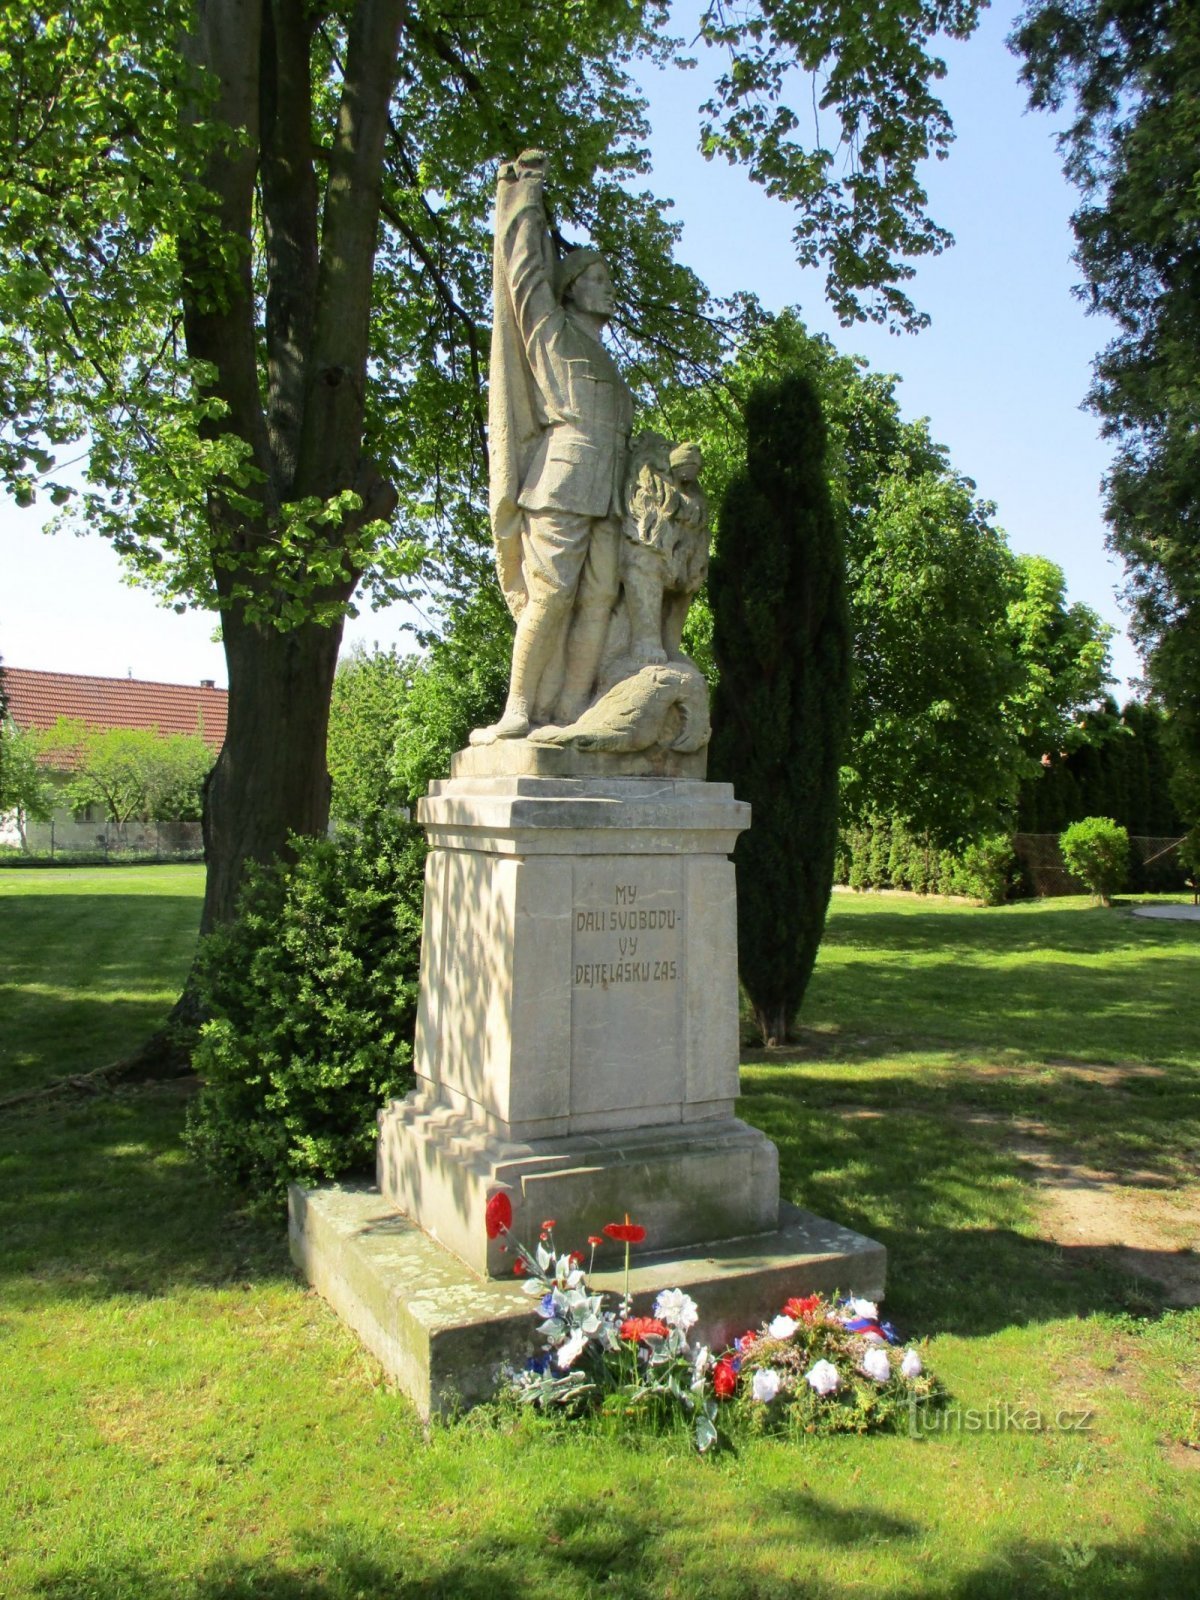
top-left (555, 248), bottom-right (615, 319)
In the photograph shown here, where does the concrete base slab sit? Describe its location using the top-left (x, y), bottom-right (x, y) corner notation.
top-left (290, 1181), bottom-right (887, 1420)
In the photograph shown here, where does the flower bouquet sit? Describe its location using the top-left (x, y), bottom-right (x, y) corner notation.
top-left (491, 1197), bottom-right (937, 1452)
top-left (715, 1294), bottom-right (940, 1436)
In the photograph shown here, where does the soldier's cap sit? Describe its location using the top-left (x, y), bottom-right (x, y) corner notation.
top-left (555, 247), bottom-right (609, 302)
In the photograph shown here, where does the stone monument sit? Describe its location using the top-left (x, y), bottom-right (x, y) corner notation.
top-left (290, 151), bottom-right (884, 1417)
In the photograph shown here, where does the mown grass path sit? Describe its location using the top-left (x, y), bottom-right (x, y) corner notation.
top-left (1, 871), bottom-right (1197, 1598)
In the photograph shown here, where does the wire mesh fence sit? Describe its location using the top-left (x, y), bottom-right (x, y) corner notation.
top-left (1012, 833), bottom-right (1188, 897)
top-left (0, 818), bottom-right (204, 865)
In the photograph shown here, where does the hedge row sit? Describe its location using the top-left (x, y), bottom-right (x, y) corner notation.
top-left (834, 819), bottom-right (1016, 906)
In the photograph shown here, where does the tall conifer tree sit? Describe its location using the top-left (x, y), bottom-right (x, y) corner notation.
top-left (709, 374), bottom-right (851, 1045)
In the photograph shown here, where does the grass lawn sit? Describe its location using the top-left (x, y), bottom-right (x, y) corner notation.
top-left (1, 869), bottom-right (1198, 1598)
top-left (0, 864), bottom-right (204, 1096)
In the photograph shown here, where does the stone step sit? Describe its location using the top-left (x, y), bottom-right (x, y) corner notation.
top-left (290, 1181), bottom-right (887, 1420)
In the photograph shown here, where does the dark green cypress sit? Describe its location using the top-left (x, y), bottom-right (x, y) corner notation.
top-left (708, 373), bottom-right (852, 1044)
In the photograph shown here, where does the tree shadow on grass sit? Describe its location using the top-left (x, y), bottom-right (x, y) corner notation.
top-left (0, 1088), bottom-right (292, 1302)
top-left (798, 951), bottom-right (1200, 1073)
top-left (822, 902), bottom-right (1200, 960)
top-left (24, 1523), bottom-right (1200, 1599)
top-left (19, 1497), bottom-right (922, 1600)
top-left (0, 892), bottom-right (200, 1095)
top-left (802, 899), bottom-right (1200, 1076)
top-left (743, 1058), bottom-right (1200, 1187)
top-left (740, 1071), bottom-right (1189, 1335)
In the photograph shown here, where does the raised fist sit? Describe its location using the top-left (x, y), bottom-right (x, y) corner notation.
top-left (498, 148), bottom-right (547, 185)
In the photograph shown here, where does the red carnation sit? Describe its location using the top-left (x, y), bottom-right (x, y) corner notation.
top-left (587, 1235), bottom-right (604, 1248)
top-left (541, 1219), bottom-right (557, 1231)
top-left (513, 1258), bottom-right (528, 1277)
top-left (484, 1191), bottom-right (513, 1239)
top-left (603, 1219), bottom-right (646, 1244)
top-left (569, 1251), bottom-right (586, 1266)
top-left (783, 1294), bottom-right (822, 1321)
top-left (619, 1316), bottom-right (668, 1342)
top-left (713, 1359), bottom-right (738, 1400)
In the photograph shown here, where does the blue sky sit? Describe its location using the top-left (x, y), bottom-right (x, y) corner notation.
top-left (1, 0), bottom-right (1139, 692)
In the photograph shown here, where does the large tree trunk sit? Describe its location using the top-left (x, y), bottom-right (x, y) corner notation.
top-left (200, 612), bottom-right (345, 933)
top-left (113, 0), bottom-right (405, 1078)
top-left (176, 0), bottom-right (403, 935)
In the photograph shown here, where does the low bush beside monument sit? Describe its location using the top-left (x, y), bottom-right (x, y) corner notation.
top-left (185, 810), bottom-right (424, 1207)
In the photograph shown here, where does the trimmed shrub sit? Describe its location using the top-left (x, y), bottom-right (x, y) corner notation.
top-left (1059, 816), bottom-right (1130, 905)
top-left (845, 824), bottom-right (874, 890)
top-left (866, 815), bottom-right (893, 889)
top-left (185, 809), bottom-right (425, 1211)
top-left (954, 834), bottom-right (1017, 906)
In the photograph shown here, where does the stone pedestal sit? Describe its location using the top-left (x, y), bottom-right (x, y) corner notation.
top-left (376, 773), bottom-right (779, 1278)
top-left (292, 757), bottom-right (887, 1415)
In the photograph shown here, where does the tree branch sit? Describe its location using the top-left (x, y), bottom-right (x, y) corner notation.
top-left (177, 0), bottom-right (276, 517)
top-left (296, 0), bottom-right (407, 499)
top-left (377, 189), bottom-right (488, 468)
top-left (260, 0), bottom-right (321, 492)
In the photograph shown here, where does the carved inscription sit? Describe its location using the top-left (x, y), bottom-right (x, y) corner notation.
top-left (570, 862), bottom-right (684, 1117)
top-left (573, 880), bottom-right (680, 988)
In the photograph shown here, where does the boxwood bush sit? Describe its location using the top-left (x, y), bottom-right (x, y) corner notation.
top-left (1059, 816), bottom-right (1129, 905)
top-left (185, 809), bottom-right (425, 1211)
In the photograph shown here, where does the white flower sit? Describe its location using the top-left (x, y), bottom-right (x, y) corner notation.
top-left (846, 1298), bottom-right (878, 1319)
top-left (901, 1349), bottom-right (923, 1379)
top-left (862, 1347), bottom-right (892, 1383)
top-left (555, 1329), bottom-right (587, 1370)
top-left (751, 1368), bottom-right (781, 1403)
top-left (805, 1359), bottom-right (841, 1396)
top-left (653, 1288), bottom-right (699, 1331)
top-left (768, 1314), bottom-right (798, 1340)
top-left (691, 1346), bottom-right (711, 1389)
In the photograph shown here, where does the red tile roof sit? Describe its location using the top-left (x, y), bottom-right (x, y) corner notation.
top-left (2, 667), bottom-right (227, 752)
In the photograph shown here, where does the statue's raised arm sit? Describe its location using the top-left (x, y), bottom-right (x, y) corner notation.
top-left (476, 151), bottom-right (633, 743)
top-left (488, 150), bottom-right (555, 619)
top-left (472, 150), bottom-right (711, 765)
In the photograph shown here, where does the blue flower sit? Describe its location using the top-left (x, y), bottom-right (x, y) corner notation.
top-left (525, 1352), bottom-right (551, 1375)
top-left (538, 1291), bottom-right (555, 1317)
